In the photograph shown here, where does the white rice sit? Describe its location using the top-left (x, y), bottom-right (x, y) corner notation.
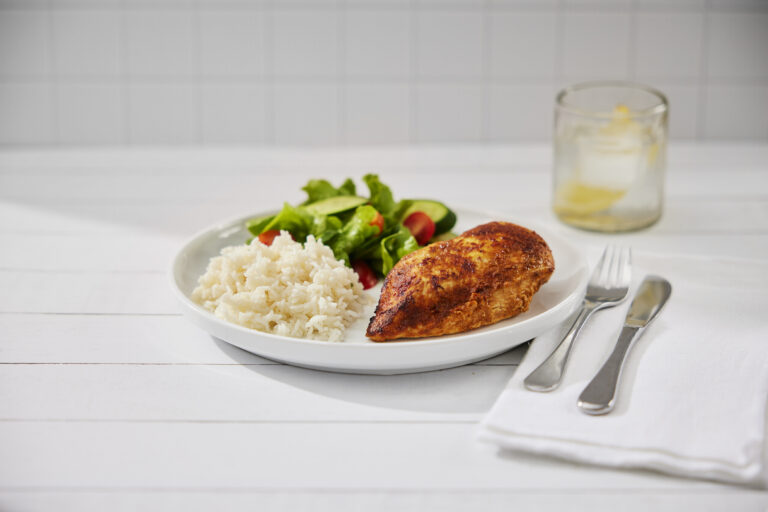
top-left (191, 232), bottom-right (370, 342)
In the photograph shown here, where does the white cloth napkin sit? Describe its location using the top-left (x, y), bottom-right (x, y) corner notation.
top-left (478, 252), bottom-right (768, 486)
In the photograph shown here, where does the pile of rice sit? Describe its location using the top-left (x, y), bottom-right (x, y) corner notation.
top-left (191, 232), bottom-right (370, 342)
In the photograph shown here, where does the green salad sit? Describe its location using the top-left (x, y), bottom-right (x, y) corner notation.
top-left (245, 174), bottom-right (456, 288)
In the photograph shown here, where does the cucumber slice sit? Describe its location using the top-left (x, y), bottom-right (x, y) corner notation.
top-left (401, 200), bottom-right (457, 235)
top-left (429, 231), bottom-right (457, 243)
top-left (304, 196), bottom-right (368, 216)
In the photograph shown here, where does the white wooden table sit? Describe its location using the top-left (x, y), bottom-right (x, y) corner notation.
top-left (1, 144), bottom-right (767, 510)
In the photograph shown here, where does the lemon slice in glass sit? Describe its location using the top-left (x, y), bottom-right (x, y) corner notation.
top-left (555, 181), bottom-right (627, 216)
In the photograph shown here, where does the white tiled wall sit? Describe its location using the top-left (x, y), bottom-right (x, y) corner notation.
top-left (0, 0), bottom-right (766, 146)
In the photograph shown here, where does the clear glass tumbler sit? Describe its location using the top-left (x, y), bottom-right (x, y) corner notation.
top-left (553, 82), bottom-right (668, 232)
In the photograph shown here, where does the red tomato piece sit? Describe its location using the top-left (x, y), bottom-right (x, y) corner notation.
top-left (352, 260), bottom-right (378, 290)
top-left (258, 229), bottom-right (291, 246)
top-left (370, 211), bottom-right (384, 236)
top-left (403, 211), bottom-right (436, 245)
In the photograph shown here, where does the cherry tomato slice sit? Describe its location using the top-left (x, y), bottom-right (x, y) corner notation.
top-left (352, 260), bottom-right (378, 290)
top-left (370, 211), bottom-right (384, 236)
top-left (403, 211), bottom-right (436, 245)
top-left (258, 229), bottom-right (292, 246)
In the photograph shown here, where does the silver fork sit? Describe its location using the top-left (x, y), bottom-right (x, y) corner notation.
top-left (524, 246), bottom-right (632, 392)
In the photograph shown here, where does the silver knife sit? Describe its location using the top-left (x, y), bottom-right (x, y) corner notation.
top-left (577, 275), bottom-right (672, 415)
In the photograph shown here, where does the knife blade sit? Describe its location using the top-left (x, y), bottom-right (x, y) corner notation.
top-left (577, 275), bottom-right (672, 415)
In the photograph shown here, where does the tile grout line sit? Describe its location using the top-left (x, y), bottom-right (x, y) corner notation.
top-left (119, 0), bottom-right (131, 145)
top-left (338, 0), bottom-right (347, 146)
top-left (628, 0), bottom-right (637, 82)
top-left (46, 0), bottom-right (59, 147)
top-left (43, 0), bottom-right (63, 147)
top-left (553, 0), bottom-right (565, 90)
top-left (4, 2), bottom-right (764, 12)
top-left (696, 1), bottom-right (711, 139)
top-left (3, 76), bottom-right (768, 87)
top-left (193, 0), bottom-right (203, 145)
top-left (408, 0), bottom-right (418, 144)
top-left (481, 0), bottom-right (491, 141)
top-left (264, 0), bottom-right (276, 145)
top-left (0, 486), bottom-right (749, 494)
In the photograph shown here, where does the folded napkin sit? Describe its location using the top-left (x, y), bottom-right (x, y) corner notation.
top-left (479, 252), bottom-right (768, 486)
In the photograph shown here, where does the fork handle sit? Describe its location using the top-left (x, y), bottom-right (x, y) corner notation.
top-left (523, 301), bottom-right (598, 392)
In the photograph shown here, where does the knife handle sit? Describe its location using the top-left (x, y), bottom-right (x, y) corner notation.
top-left (577, 326), bottom-right (640, 415)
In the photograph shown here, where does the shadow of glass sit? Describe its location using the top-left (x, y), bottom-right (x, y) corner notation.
top-left (212, 337), bottom-right (523, 415)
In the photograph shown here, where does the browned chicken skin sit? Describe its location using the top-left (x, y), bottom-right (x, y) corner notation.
top-left (366, 221), bottom-right (555, 341)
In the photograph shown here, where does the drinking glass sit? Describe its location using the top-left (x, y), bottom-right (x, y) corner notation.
top-left (553, 82), bottom-right (668, 232)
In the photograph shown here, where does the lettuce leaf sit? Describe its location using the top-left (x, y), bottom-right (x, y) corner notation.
top-left (380, 226), bottom-right (420, 275)
top-left (362, 174), bottom-right (395, 218)
top-left (363, 173), bottom-right (417, 229)
top-left (301, 178), bottom-right (356, 205)
top-left (329, 205), bottom-right (380, 265)
top-left (246, 214), bottom-right (275, 236)
top-left (251, 203), bottom-right (345, 246)
top-left (355, 225), bottom-right (419, 276)
top-left (246, 175), bottom-right (424, 275)
top-left (261, 203), bottom-right (315, 241)
top-left (309, 214), bottom-right (343, 244)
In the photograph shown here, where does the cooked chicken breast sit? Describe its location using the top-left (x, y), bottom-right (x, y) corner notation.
top-left (366, 221), bottom-right (554, 341)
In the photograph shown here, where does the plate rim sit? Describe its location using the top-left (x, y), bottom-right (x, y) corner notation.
top-left (170, 206), bottom-right (588, 349)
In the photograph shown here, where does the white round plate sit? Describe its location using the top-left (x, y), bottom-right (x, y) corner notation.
top-left (171, 208), bottom-right (588, 375)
